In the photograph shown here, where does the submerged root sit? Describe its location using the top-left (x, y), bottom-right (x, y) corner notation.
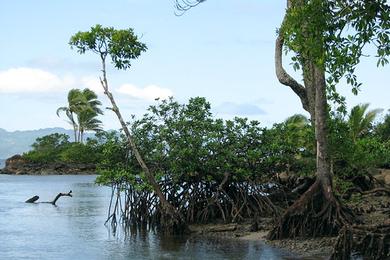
top-left (330, 224), bottom-right (390, 260)
top-left (268, 180), bottom-right (355, 239)
top-left (158, 205), bottom-right (188, 234)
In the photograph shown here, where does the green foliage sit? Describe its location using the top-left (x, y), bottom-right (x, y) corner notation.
top-left (375, 111), bottom-right (390, 142)
top-left (31, 133), bottom-right (69, 150)
top-left (329, 109), bottom-right (390, 177)
top-left (348, 103), bottom-right (382, 142)
top-left (69, 24), bottom-right (147, 70)
top-left (59, 142), bottom-right (100, 164)
top-left (262, 114), bottom-right (315, 176)
top-left (23, 133), bottom-right (102, 164)
top-left (24, 133), bottom-right (70, 163)
top-left (333, 176), bottom-right (355, 196)
top-left (282, 0), bottom-right (390, 104)
top-left (96, 98), bottom-right (315, 188)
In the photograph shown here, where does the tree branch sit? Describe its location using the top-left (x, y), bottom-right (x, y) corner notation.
top-left (275, 34), bottom-right (309, 111)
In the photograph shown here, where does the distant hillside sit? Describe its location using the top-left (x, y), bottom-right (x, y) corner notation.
top-left (0, 128), bottom-right (89, 159)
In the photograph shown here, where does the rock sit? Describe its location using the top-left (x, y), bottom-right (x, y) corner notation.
top-left (0, 154), bottom-right (96, 175)
top-left (277, 171), bottom-right (289, 183)
top-left (385, 175), bottom-right (390, 185)
top-left (380, 168), bottom-right (390, 176)
top-left (373, 174), bottom-right (385, 182)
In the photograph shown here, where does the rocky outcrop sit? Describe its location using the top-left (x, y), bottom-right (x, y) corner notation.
top-left (373, 168), bottom-right (390, 185)
top-left (0, 154), bottom-right (96, 175)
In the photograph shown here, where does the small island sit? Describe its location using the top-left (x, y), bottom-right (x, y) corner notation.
top-left (0, 154), bottom-right (96, 175)
top-left (0, 132), bottom-right (103, 175)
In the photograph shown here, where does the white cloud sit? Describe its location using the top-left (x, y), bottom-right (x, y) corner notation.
top-left (0, 67), bottom-right (75, 93)
top-left (0, 68), bottom-right (171, 104)
top-left (80, 76), bottom-right (104, 94)
top-left (117, 84), bottom-right (173, 101)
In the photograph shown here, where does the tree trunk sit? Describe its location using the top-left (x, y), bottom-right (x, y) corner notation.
top-left (99, 57), bottom-right (187, 234)
top-left (313, 66), bottom-right (332, 191)
top-left (73, 125), bottom-right (78, 143)
top-left (268, 63), bottom-right (355, 239)
top-left (270, 1), bottom-right (355, 237)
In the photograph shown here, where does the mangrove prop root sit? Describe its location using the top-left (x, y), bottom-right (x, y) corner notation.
top-left (268, 181), bottom-right (355, 239)
top-left (104, 178), bottom-right (282, 235)
top-left (331, 224), bottom-right (390, 260)
top-left (25, 190), bottom-right (72, 205)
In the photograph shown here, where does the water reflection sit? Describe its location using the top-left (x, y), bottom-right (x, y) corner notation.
top-left (0, 175), bottom-right (315, 259)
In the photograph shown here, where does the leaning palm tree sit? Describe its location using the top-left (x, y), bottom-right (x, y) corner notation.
top-left (76, 89), bottom-right (103, 142)
top-left (78, 109), bottom-right (103, 143)
top-left (348, 103), bottom-right (383, 143)
top-left (57, 88), bottom-right (103, 143)
top-left (57, 89), bottom-right (85, 142)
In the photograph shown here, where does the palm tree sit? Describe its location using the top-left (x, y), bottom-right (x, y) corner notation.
top-left (348, 103), bottom-right (383, 142)
top-left (284, 114), bottom-right (310, 128)
top-left (57, 89), bottom-right (84, 142)
top-left (76, 89), bottom-right (103, 142)
top-left (57, 88), bottom-right (103, 142)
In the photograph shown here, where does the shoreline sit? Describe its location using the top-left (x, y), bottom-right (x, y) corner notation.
top-left (188, 222), bottom-right (333, 259)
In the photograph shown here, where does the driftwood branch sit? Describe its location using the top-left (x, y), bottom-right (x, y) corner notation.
top-left (51, 190), bottom-right (72, 205)
top-left (25, 190), bottom-right (72, 205)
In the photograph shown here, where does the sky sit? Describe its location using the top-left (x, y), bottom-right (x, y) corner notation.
top-left (0, 0), bottom-right (388, 131)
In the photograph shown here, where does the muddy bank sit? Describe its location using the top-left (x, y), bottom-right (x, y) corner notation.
top-left (188, 221), bottom-right (333, 259)
top-left (187, 190), bottom-right (390, 259)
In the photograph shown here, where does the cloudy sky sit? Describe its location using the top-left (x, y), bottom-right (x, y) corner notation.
top-left (0, 0), bottom-right (388, 131)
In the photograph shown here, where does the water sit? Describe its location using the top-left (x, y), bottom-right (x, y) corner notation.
top-left (0, 175), bottom-right (308, 260)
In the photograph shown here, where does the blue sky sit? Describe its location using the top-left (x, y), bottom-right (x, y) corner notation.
top-left (0, 0), bottom-right (388, 131)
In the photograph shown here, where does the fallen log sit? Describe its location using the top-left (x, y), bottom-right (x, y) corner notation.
top-left (188, 223), bottom-right (237, 233)
top-left (25, 190), bottom-right (72, 205)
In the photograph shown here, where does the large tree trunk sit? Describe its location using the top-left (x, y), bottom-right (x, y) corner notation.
top-left (99, 57), bottom-right (187, 234)
top-left (270, 1), bottom-right (355, 237)
top-left (268, 62), bottom-right (355, 239)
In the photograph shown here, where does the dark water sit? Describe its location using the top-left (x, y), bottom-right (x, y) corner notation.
top-left (0, 175), bottom-right (312, 260)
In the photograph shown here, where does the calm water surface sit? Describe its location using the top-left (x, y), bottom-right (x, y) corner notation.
top-left (0, 175), bottom-right (315, 260)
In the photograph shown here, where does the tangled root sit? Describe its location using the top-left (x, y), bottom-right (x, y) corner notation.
top-left (331, 224), bottom-right (390, 260)
top-left (268, 180), bottom-right (355, 239)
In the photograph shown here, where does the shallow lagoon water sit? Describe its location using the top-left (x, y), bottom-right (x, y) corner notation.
top-left (0, 175), bottom-right (315, 260)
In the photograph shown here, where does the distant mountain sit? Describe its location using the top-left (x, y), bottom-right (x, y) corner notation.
top-left (0, 128), bottom-right (78, 159)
